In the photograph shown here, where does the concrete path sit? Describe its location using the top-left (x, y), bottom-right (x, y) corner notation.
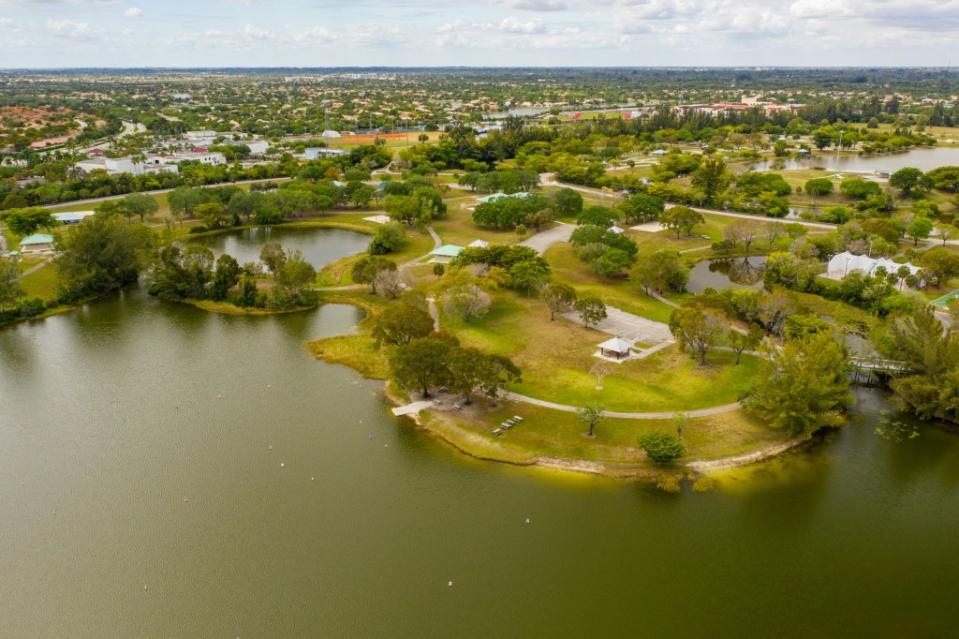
top-left (504, 391), bottom-right (742, 420)
top-left (426, 296), bottom-right (440, 330)
top-left (520, 222), bottom-right (575, 254)
top-left (392, 400), bottom-right (435, 416)
top-left (44, 177), bottom-right (293, 211)
top-left (18, 258), bottom-right (52, 279)
top-left (562, 305), bottom-right (673, 343)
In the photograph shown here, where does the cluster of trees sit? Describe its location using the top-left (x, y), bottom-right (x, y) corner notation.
top-left (568, 224), bottom-right (638, 280)
top-left (382, 179), bottom-right (447, 226)
top-left (54, 214), bottom-right (155, 303)
top-left (669, 305), bottom-right (762, 366)
top-left (452, 245), bottom-right (551, 295)
top-left (147, 242), bottom-right (317, 310)
top-left (0, 254), bottom-right (47, 325)
top-left (351, 255), bottom-right (402, 298)
top-left (879, 308), bottom-right (959, 425)
top-left (375, 300), bottom-right (521, 402)
top-left (471, 193), bottom-right (551, 231)
top-left (634, 249), bottom-right (689, 295)
top-left (746, 332), bottom-right (852, 436)
top-left (456, 168), bottom-right (539, 194)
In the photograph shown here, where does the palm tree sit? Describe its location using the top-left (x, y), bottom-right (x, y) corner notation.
top-left (579, 405), bottom-right (604, 438)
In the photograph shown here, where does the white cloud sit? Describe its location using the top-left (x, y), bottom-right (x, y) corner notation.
top-left (497, 0), bottom-right (568, 10)
top-left (124, 6), bottom-right (142, 18)
top-left (46, 18), bottom-right (95, 40)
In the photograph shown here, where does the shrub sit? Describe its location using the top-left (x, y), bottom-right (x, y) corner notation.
top-left (637, 431), bottom-right (685, 463)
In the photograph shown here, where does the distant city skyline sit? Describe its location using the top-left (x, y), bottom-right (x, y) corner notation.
top-left (1, 0), bottom-right (958, 68)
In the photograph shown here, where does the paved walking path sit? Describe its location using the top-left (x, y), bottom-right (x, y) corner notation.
top-left (503, 391), bottom-right (742, 420)
top-left (17, 258), bottom-right (52, 279)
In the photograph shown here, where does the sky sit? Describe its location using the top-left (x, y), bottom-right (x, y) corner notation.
top-left (1, 0), bottom-right (958, 68)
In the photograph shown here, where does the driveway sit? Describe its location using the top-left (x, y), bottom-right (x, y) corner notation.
top-left (520, 222), bottom-right (574, 254)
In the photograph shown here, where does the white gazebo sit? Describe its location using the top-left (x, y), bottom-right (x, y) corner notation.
top-left (597, 337), bottom-right (633, 361)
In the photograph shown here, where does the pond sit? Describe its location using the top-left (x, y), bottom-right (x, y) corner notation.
top-left (2, 229), bottom-right (959, 637)
top-left (189, 225), bottom-right (370, 266)
top-left (752, 146), bottom-right (959, 173)
top-left (686, 256), bottom-right (768, 294)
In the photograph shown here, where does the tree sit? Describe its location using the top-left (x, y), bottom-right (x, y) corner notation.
top-left (576, 297), bottom-right (607, 328)
top-left (727, 326), bottom-right (762, 365)
top-left (660, 206), bottom-right (704, 238)
top-left (541, 282), bottom-right (576, 320)
top-left (906, 216), bottom-right (934, 246)
top-left (373, 303), bottom-right (434, 346)
top-left (551, 188), bottom-right (583, 218)
top-left (389, 336), bottom-right (457, 398)
top-left (633, 249), bottom-right (688, 294)
top-left (168, 187), bottom-right (206, 222)
top-left (745, 332), bottom-right (852, 435)
top-left (669, 306), bottom-right (725, 365)
top-left (591, 248), bottom-right (633, 280)
top-left (474, 353), bottom-right (521, 400)
top-left (936, 223), bottom-right (959, 246)
top-left (637, 431), bottom-right (685, 463)
top-left (2, 207), bottom-right (57, 236)
top-left (442, 283), bottom-right (491, 321)
top-left (509, 258), bottom-right (550, 295)
top-left (55, 215), bottom-right (153, 301)
top-left (0, 254), bottom-right (24, 312)
top-left (885, 307), bottom-right (959, 423)
top-left (195, 201), bottom-right (229, 229)
top-left (368, 222), bottom-right (406, 255)
top-left (576, 206), bottom-right (619, 228)
top-left (804, 178), bottom-right (834, 196)
top-left (373, 269), bottom-right (402, 299)
top-left (210, 254), bottom-right (240, 301)
top-left (619, 192), bottom-right (664, 224)
top-left (351, 256), bottom-right (397, 294)
top-left (579, 404), bottom-right (603, 437)
top-left (890, 167), bottom-right (932, 198)
top-left (119, 193), bottom-right (159, 223)
top-left (723, 220), bottom-right (760, 252)
top-left (690, 155), bottom-right (729, 205)
top-left (259, 242), bottom-right (287, 276)
top-left (589, 362), bottom-right (612, 390)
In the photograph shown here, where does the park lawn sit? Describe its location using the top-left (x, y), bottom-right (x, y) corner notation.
top-left (448, 291), bottom-right (756, 413)
top-left (426, 393), bottom-right (787, 465)
top-left (19, 261), bottom-right (59, 301)
top-left (544, 243), bottom-right (675, 322)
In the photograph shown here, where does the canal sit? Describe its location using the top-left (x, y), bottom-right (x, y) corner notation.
top-left (1, 229), bottom-right (958, 637)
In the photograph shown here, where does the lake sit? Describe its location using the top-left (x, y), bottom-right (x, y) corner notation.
top-left (753, 146), bottom-right (959, 173)
top-left (190, 225), bottom-right (371, 266)
top-left (2, 228), bottom-right (958, 637)
top-left (687, 256), bottom-right (767, 294)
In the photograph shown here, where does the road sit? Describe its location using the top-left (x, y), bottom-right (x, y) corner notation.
top-left (44, 177), bottom-right (293, 210)
top-left (541, 173), bottom-right (838, 231)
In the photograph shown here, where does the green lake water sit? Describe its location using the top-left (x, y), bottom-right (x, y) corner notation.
top-left (1, 229), bottom-right (958, 637)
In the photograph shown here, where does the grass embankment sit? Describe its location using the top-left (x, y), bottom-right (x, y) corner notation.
top-left (306, 290), bottom-right (391, 379)
top-left (180, 298), bottom-right (317, 316)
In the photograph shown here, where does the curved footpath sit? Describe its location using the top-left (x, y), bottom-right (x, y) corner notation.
top-left (503, 391), bottom-right (742, 419)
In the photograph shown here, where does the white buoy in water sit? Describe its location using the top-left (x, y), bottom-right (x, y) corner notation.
top-left (143, 584), bottom-right (148, 591)
top-left (280, 462), bottom-right (285, 468)
top-left (268, 445), bottom-right (272, 450)
top-left (217, 394), bottom-right (222, 398)
top-left (311, 477), bottom-right (315, 481)
top-left (525, 518), bottom-right (531, 524)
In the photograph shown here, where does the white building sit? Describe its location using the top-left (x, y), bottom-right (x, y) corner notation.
top-left (305, 147), bottom-right (347, 160)
top-left (826, 252), bottom-right (922, 285)
top-left (74, 156), bottom-right (178, 177)
top-left (321, 130), bottom-right (342, 139)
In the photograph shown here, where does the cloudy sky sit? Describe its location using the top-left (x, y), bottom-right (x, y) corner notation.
top-left (1, 0), bottom-right (957, 68)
